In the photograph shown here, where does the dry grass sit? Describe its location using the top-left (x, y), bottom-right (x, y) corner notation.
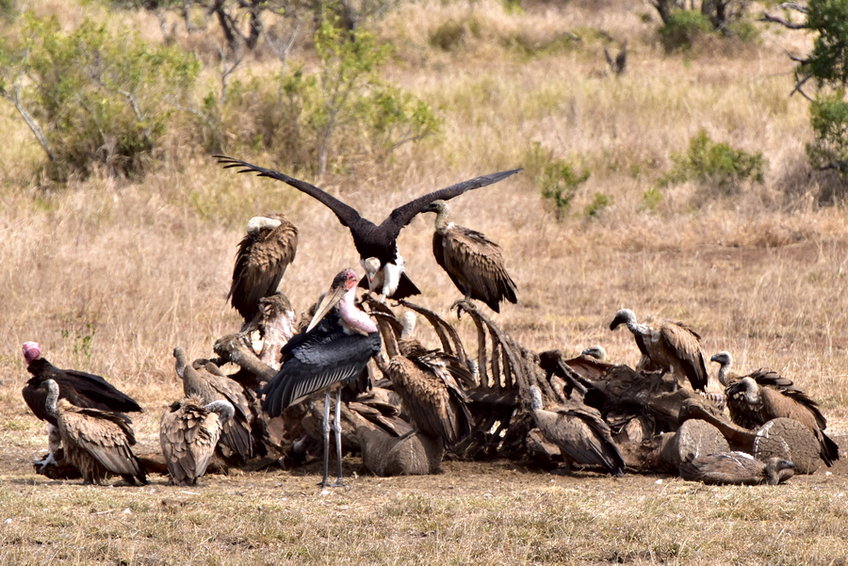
top-left (2, 1), bottom-right (848, 564)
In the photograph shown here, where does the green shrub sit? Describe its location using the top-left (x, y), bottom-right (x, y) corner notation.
top-left (658, 10), bottom-right (713, 52)
top-left (807, 92), bottom-right (848, 173)
top-left (0, 13), bottom-right (199, 181)
top-left (641, 186), bottom-right (663, 211)
top-left (584, 193), bottom-right (611, 218)
top-left (208, 17), bottom-right (439, 175)
top-left (524, 142), bottom-right (590, 220)
top-left (660, 129), bottom-right (766, 195)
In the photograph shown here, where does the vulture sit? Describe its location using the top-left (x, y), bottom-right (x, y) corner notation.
top-left (41, 379), bottom-right (147, 485)
top-left (21, 341), bottom-right (142, 470)
top-left (609, 308), bottom-right (709, 392)
top-left (528, 385), bottom-right (626, 476)
top-left (372, 309), bottom-right (474, 447)
top-left (422, 199), bottom-right (518, 313)
top-left (160, 395), bottom-right (235, 486)
top-left (216, 155), bottom-right (521, 299)
top-left (679, 451), bottom-right (795, 486)
top-left (173, 348), bottom-right (256, 463)
top-left (228, 213), bottom-right (298, 323)
top-left (262, 268), bottom-right (382, 487)
top-left (726, 374), bottom-right (839, 465)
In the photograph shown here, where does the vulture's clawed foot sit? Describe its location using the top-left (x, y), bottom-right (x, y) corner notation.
top-left (33, 451), bottom-right (56, 471)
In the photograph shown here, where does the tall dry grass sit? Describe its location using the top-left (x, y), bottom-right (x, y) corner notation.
top-left (2, 2), bottom-right (848, 564)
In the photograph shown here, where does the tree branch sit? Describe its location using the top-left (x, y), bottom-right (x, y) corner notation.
top-left (4, 83), bottom-right (56, 162)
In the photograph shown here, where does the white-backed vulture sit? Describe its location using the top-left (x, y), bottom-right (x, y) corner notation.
top-left (609, 308), bottom-right (708, 392)
top-left (726, 374), bottom-right (839, 465)
top-left (42, 379), bottom-right (146, 485)
top-left (173, 348), bottom-right (256, 463)
top-left (528, 385), bottom-right (625, 476)
top-left (21, 341), bottom-right (142, 470)
top-left (679, 451), bottom-right (795, 486)
top-left (160, 395), bottom-right (234, 486)
top-left (217, 155), bottom-right (520, 299)
top-left (228, 213), bottom-right (298, 324)
top-left (373, 310), bottom-right (473, 447)
top-left (422, 199), bottom-right (518, 313)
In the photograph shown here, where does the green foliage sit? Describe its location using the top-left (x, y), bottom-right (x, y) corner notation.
top-left (807, 92), bottom-right (848, 173)
top-left (641, 186), bottom-right (663, 211)
top-left (803, 0), bottom-right (848, 87)
top-left (0, 13), bottom-right (199, 181)
top-left (658, 10), bottom-right (713, 52)
top-left (660, 129), bottom-right (766, 195)
top-left (524, 142), bottom-right (590, 220)
top-left (210, 16), bottom-right (439, 175)
top-left (584, 193), bottom-right (611, 218)
top-left (60, 323), bottom-right (96, 367)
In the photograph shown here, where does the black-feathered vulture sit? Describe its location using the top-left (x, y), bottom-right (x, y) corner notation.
top-left (609, 308), bottom-right (708, 392)
top-left (20, 341), bottom-right (142, 471)
top-left (262, 268), bottom-right (382, 487)
top-left (160, 395), bottom-right (235, 486)
top-left (228, 213), bottom-right (298, 323)
top-left (41, 379), bottom-right (147, 485)
top-left (422, 199), bottom-right (518, 313)
top-left (216, 155), bottom-right (521, 299)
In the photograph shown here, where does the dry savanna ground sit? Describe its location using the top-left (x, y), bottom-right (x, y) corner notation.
top-left (2, 1), bottom-right (848, 564)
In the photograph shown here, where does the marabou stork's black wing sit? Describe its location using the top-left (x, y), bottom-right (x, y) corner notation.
top-left (262, 315), bottom-right (382, 417)
top-left (215, 155), bottom-right (374, 232)
top-left (378, 168), bottom-right (523, 237)
top-left (23, 359), bottom-right (142, 422)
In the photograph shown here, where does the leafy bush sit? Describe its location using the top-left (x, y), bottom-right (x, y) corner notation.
top-left (584, 193), bottom-right (612, 218)
top-left (807, 92), bottom-right (848, 173)
top-left (0, 14), bottom-right (199, 182)
top-left (524, 143), bottom-right (590, 220)
top-left (207, 17), bottom-right (440, 175)
top-left (658, 10), bottom-right (713, 52)
top-left (660, 129), bottom-right (766, 195)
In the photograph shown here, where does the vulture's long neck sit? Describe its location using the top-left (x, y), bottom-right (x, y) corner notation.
top-left (433, 205), bottom-right (451, 233)
top-left (43, 380), bottom-right (60, 421)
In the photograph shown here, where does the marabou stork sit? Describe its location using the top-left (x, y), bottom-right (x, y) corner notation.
top-left (215, 155), bottom-right (521, 299)
top-left (21, 341), bottom-right (142, 471)
top-left (262, 268), bottom-right (381, 487)
top-left (422, 199), bottom-right (518, 312)
top-left (228, 213), bottom-right (298, 324)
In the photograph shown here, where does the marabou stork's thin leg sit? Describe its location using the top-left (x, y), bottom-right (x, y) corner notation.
top-left (332, 388), bottom-right (345, 487)
top-left (320, 391), bottom-right (332, 487)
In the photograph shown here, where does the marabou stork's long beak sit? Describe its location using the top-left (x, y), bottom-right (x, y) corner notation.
top-left (306, 282), bottom-right (348, 332)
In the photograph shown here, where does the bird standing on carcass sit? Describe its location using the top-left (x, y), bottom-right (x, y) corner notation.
top-left (609, 308), bottom-right (709, 392)
top-left (423, 199), bottom-right (518, 313)
top-left (262, 268), bottom-right (381, 487)
top-left (228, 213), bottom-right (298, 325)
